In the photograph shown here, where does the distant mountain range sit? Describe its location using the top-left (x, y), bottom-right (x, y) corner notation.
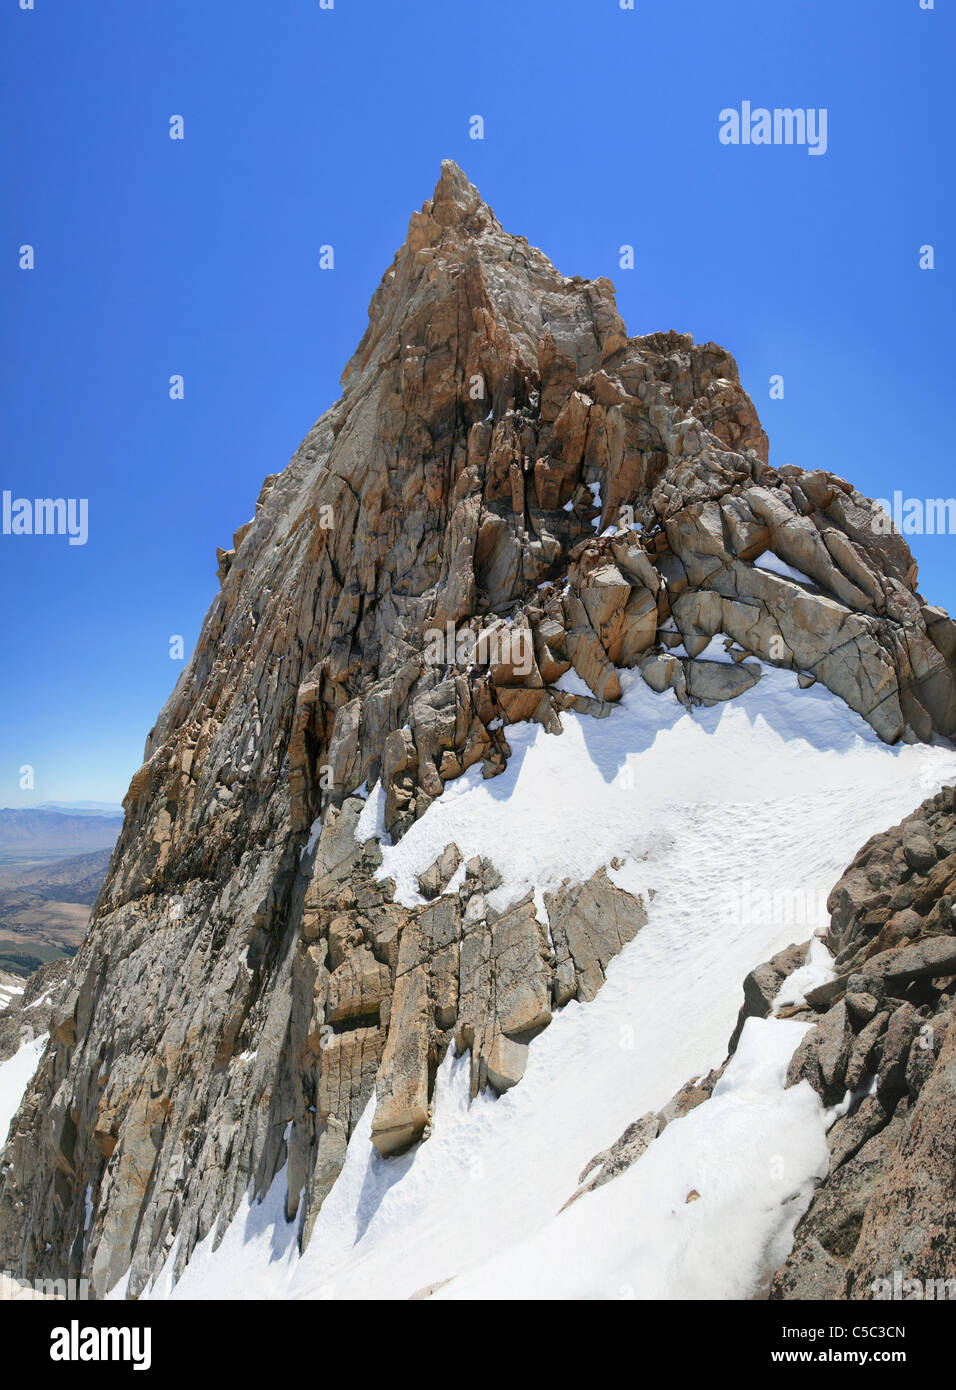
top-left (0, 848), bottom-right (113, 899)
top-left (0, 809), bottom-right (121, 978)
top-left (0, 808), bottom-right (124, 858)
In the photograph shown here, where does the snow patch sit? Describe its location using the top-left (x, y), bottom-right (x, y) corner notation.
top-left (355, 780), bottom-right (390, 846)
top-left (754, 552), bottom-right (816, 586)
top-left (552, 667), bottom-right (596, 700)
top-left (588, 481), bottom-right (603, 531)
top-left (773, 937), bottom-right (835, 1012)
top-left (434, 1017), bottom-right (827, 1300)
top-left (0, 1034), bottom-right (45, 1147)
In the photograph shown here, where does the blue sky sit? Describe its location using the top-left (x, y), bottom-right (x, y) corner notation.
top-left (0, 0), bottom-right (952, 805)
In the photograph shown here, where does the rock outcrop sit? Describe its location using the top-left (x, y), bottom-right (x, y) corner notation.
top-left (1, 162), bottom-right (954, 1299)
top-left (0, 959), bottom-right (70, 1067)
top-left (771, 784), bottom-right (956, 1299)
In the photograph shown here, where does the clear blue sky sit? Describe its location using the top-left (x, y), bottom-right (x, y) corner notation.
top-left (1, 0), bottom-right (952, 805)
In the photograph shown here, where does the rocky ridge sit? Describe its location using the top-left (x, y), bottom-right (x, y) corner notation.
top-left (1, 162), bottom-right (954, 1298)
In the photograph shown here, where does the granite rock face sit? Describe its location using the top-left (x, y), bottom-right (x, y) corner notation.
top-left (1, 163), bottom-right (954, 1299)
top-left (770, 784), bottom-right (956, 1300)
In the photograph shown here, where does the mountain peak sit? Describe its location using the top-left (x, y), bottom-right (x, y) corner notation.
top-left (428, 158), bottom-right (486, 226)
top-left (340, 160), bottom-right (510, 392)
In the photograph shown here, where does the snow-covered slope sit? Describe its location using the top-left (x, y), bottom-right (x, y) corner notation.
top-left (0, 1035), bottom-right (45, 1149)
top-left (133, 666), bottom-right (956, 1301)
top-left (0, 979), bottom-right (24, 1012)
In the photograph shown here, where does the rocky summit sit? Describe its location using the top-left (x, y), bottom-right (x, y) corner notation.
top-left (2, 163), bottom-right (956, 1301)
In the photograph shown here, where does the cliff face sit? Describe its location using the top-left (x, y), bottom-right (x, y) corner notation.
top-left (771, 785), bottom-right (956, 1299)
top-left (1, 162), bottom-right (955, 1299)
